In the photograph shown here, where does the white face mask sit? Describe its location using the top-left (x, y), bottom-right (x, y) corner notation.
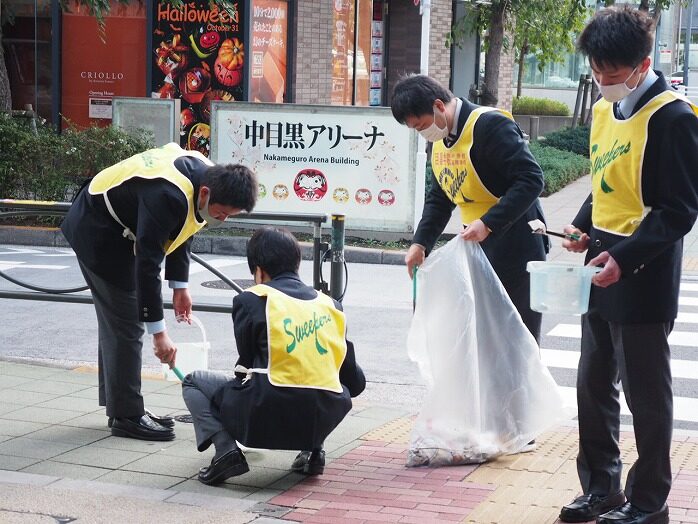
top-left (593, 66), bottom-right (640, 103)
top-left (418, 106), bottom-right (450, 142)
top-left (198, 192), bottom-right (224, 228)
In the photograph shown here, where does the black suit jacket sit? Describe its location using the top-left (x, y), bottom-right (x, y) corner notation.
top-left (212, 273), bottom-right (365, 450)
top-left (61, 156), bottom-right (209, 323)
top-left (414, 98), bottom-right (547, 279)
top-left (573, 73), bottom-right (698, 323)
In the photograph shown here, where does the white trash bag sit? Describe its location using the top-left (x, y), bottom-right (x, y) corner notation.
top-left (406, 238), bottom-right (571, 467)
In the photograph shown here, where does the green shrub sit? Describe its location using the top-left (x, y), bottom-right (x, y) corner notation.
top-left (512, 96), bottom-right (570, 117)
top-left (529, 142), bottom-right (589, 196)
top-left (539, 126), bottom-right (590, 158)
top-left (0, 113), bottom-right (154, 201)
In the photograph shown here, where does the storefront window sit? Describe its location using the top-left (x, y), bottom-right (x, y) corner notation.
top-left (2, 0), bottom-right (53, 122)
top-left (520, 51), bottom-right (588, 89)
top-left (332, 0), bottom-right (382, 106)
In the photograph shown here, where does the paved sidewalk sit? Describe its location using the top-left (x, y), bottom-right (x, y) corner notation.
top-left (2, 176), bottom-right (698, 522)
top-left (1, 361), bottom-right (697, 524)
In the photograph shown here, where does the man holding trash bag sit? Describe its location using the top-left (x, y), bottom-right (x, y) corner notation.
top-left (61, 143), bottom-right (257, 441)
top-left (390, 74), bottom-right (548, 343)
top-left (181, 227), bottom-right (365, 485)
top-left (559, 7), bottom-right (698, 524)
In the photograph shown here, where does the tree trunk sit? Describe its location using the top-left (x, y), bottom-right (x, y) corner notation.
top-left (482, 1), bottom-right (507, 107)
top-left (0, 5), bottom-right (12, 111)
top-left (516, 39), bottom-right (528, 99)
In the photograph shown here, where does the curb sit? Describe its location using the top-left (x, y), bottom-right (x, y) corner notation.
top-left (0, 225), bottom-right (408, 266)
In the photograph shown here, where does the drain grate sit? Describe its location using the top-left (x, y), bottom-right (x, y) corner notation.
top-left (201, 279), bottom-right (256, 290)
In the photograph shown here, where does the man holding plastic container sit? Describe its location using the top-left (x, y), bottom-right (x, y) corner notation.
top-left (390, 74), bottom-right (548, 343)
top-left (559, 7), bottom-right (698, 524)
top-left (61, 143), bottom-right (257, 441)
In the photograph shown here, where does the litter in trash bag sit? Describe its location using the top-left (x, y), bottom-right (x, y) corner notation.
top-left (406, 238), bottom-right (572, 467)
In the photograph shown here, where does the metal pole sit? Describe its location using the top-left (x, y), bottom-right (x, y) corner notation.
top-left (571, 74), bottom-right (585, 129)
top-left (312, 223), bottom-right (322, 291)
top-left (329, 214), bottom-right (345, 301)
top-left (0, 290), bottom-right (233, 314)
top-left (684, 0), bottom-right (694, 87)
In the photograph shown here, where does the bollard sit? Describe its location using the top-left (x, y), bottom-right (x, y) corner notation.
top-left (329, 213), bottom-right (345, 301)
top-left (529, 116), bottom-right (540, 141)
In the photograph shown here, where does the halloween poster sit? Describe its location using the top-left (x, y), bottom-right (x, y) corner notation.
top-left (151, 0), bottom-right (246, 157)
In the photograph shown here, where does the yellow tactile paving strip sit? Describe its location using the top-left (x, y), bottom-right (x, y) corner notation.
top-left (361, 418), bottom-right (698, 524)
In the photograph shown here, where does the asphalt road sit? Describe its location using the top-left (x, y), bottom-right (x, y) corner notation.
top-left (2, 245), bottom-right (697, 432)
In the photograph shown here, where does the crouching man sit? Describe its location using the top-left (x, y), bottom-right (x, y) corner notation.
top-left (182, 226), bottom-right (366, 485)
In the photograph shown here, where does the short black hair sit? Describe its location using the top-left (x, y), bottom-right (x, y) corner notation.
top-left (577, 5), bottom-right (655, 69)
top-left (203, 164), bottom-right (258, 212)
top-left (247, 226), bottom-right (301, 278)
top-left (390, 74), bottom-right (454, 124)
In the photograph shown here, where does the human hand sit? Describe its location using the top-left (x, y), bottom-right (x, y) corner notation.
top-left (588, 251), bottom-right (621, 287)
top-left (173, 288), bottom-right (192, 324)
top-left (405, 244), bottom-right (425, 279)
top-left (153, 331), bottom-right (177, 365)
top-left (562, 225), bottom-right (590, 253)
top-left (460, 219), bottom-right (490, 242)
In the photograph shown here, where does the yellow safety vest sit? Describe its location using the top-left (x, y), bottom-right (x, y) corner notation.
top-left (431, 107), bottom-right (512, 224)
top-left (244, 284), bottom-right (347, 393)
top-left (590, 90), bottom-right (698, 236)
top-left (88, 142), bottom-right (212, 254)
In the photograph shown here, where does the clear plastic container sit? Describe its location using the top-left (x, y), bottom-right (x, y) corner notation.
top-left (527, 261), bottom-right (600, 315)
top-left (162, 315), bottom-right (210, 382)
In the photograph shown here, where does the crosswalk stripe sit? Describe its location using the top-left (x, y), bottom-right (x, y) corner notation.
top-left (681, 283), bottom-right (698, 292)
top-left (677, 312), bottom-right (698, 324)
top-left (0, 262), bottom-right (69, 271)
top-left (557, 386), bottom-right (698, 423)
top-left (548, 323), bottom-right (698, 347)
top-left (184, 258), bottom-right (246, 275)
top-left (681, 296), bottom-right (698, 307)
top-left (542, 348), bottom-right (698, 380)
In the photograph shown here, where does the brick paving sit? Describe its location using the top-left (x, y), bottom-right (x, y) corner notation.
top-left (270, 440), bottom-right (492, 523)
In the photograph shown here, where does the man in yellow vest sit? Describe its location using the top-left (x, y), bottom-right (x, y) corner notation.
top-left (61, 143), bottom-right (257, 441)
top-left (181, 227), bottom-right (365, 485)
top-left (558, 7), bottom-right (698, 524)
top-left (391, 74), bottom-right (548, 344)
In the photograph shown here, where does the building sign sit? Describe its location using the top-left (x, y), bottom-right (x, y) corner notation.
top-left (150, 0), bottom-right (246, 157)
top-left (250, 0), bottom-right (288, 103)
top-left (211, 102), bottom-right (418, 232)
top-left (61, 1), bottom-right (146, 129)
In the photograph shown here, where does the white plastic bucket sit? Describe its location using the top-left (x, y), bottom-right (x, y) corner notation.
top-left (162, 315), bottom-right (210, 382)
top-left (527, 261), bottom-right (600, 315)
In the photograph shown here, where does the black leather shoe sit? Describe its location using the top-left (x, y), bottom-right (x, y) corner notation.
top-left (111, 415), bottom-right (175, 441)
top-left (560, 491), bottom-right (626, 523)
top-left (108, 409), bottom-right (175, 429)
top-left (144, 409), bottom-right (175, 428)
top-left (198, 450), bottom-right (249, 485)
top-left (597, 503), bottom-right (669, 524)
top-left (291, 450), bottom-right (325, 475)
